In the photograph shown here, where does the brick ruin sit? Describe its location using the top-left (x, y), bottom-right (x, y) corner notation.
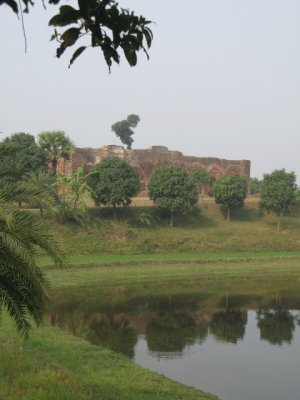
top-left (57, 145), bottom-right (251, 195)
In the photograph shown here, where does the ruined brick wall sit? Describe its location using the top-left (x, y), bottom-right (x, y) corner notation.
top-left (57, 145), bottom-right (251, 196)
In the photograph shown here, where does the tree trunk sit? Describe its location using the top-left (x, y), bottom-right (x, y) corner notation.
top-left (227, 207), bottom-right (230, 222)
top-left (277, 212), bottom-right (282, 230)
top-left (52, 158), bottom-right (58, 175)
top-left (170, 212), bottom-right (174, 227)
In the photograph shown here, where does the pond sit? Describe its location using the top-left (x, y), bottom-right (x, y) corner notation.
top-left (49, 276), bottom-right (300, 400)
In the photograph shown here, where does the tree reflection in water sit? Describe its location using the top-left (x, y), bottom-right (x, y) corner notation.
top-left (209, 310), bottom-right (247, 344)
top-left (146, 312), bottom-right (208, 353)
top-left (257, 309), bottom-right (295, 345)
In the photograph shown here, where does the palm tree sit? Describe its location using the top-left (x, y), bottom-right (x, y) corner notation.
top-left (0, 182), bottom-right (64, 337)
top-left (38, 131), bottom-right (74, 175)
top-left (24, 171), bottom-right (58, 216)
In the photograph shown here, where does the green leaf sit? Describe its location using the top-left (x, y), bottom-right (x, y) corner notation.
top-left (61, 27), bottom-right (81, 46)
top-left (78, 0), bottom-right (90, 19)
top-left (49, 5), bottom-right (80, 27)
top-left (69, 46), bottom-right (87, 68)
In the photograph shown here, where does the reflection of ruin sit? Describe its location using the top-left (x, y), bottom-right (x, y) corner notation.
top-left (57, 145), bottom-right (251, 195)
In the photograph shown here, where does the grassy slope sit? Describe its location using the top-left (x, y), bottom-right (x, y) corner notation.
top-left (0, 316), bottom-right (217, 400)
top-left (43, 197), bottom-right (300, 256)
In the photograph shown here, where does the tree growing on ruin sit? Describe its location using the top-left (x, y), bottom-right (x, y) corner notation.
top-left (213, 175), bottom-right (247, 222)
top-left (1, 1), bottom-right (153, 70)
top-left (259, 169), bottom-right (297, 230)
top-left (111, 114), bottom-right (140, 149)
top-left (87, 157), bottom-right (139, 209)
top-left (148, 165), bottom-right (198, 227)
top-left (38, 131), bottom-right (74, 175)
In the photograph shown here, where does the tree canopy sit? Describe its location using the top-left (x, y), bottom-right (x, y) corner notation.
top-left (1, 0), bottom-right (153, 69)
top-left (148, 165), bottom-right (198, 227)
top-left (213, 175), bottom-right (247, 222)
top-left (0, 133), bottom-right (47, 184)
top-left (191, 167), bottom-right (213, 196)
top-left (87, 157), bottom-right (139, 208)
top-left (38, 131), bottom-right (74, 175)
top-left (259, 169), bottom-right (297, 229)
top-left (111, 114), bottom-right (140, 149)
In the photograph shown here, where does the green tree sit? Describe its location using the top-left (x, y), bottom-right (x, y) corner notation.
top-left (0, 133), bottom-right (47, 184)
top-left (58, 166), bottom-right (91, 211)
top-left (111, 114), bottom-right (140, 149)
top-left (148, 165), bottom-right (198, 227)
top-left (87, 157), bottom-right (139, 209)
top-left (250, 177), bottom-right (262, 196)
top-left (0, 181), bottom-right (64, 337)
top-left (2, 1), bottom-right (153, 69)
top-left (191, 167), bottom-right (213, 196)
top-left (23, 171), bottom-right (57, 216)
top-left (213, 175), bottom-right (247, 222)
top-left (259, 169), bottom-right (297, 230)
top-left (38, 131), bottom-right (74, 175)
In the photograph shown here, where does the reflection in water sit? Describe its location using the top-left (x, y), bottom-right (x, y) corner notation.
top-left (209, 310), bottom-right (246, 344)
top-left (257, 309), bottom-right (295, 345)
top-left (146, 312), bottom-right (206, 354)
top-left (49, 285), bottom-right (300, 357)
top-left (49, 281), bottom-right (300, 400)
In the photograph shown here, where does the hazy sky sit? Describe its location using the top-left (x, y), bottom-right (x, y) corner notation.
top-left (1, 1), bottom-right (300, 180)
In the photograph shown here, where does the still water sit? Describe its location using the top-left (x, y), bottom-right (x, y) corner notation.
top-left (49, 278), bottom-right (300, 400)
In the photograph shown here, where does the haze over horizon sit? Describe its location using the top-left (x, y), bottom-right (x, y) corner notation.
top-left (1, 1), bottom-right (299, 180)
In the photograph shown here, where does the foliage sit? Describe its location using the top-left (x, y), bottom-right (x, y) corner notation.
top-left (257, 309), bottom-right (295, 345)
top-left (58, 166), bottom-right (91, 211)
top-left (111, 114), bottom-right (140, 149)
top-left (38, 131), bottom-right (74, 175)
top-left (0, 181), bottom-right (64, 337)
top-left (148, 165), bottom-right (198, 226)
top-left (87, 157), bottom-right (139, 208)
top-left (259, 169), bottom-right (297, 229)
top-left (0, 133), bottom-right (47, 184)
top-left (1, 0), bottom-right (153, 69)
top-left (191, 167), bottom-right (213, 195)
top-left (250, 177), bottom-right (262, 196)
top-left (213, 175), bottom-right (247, 221)
top-left (209, 310), bottom-right (246, 344)
top-left (23, 171), bottom-right (57, 216)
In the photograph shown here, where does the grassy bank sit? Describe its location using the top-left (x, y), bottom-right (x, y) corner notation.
top-left (43, 198), bottom-right (300, 255)
top-left (0, 315), bottom-right (217, 400)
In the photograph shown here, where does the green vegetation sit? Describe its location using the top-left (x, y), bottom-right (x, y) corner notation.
top-left (3, 1), bottom-right (153, 70)
top-left (38, 131), bottom-right (74, 175)
top-left (148, 164), bottom-right (198, 226)
top-left (192, 167), bottom-right (213, 195)
top-left (260, 169), bottom-right (297, 229)
top-left (0, 133), bottom-right (47, 183)
top-left (111, 114), bottom-right (140, 149)
top-left (213, 175), bottom-right (247, 221)
top-left (34, 197), bottom-right (300, 255)
top-left (87, 157), bottom-right (140, 208)
top-left (0, 181), bottom-right (64, 336)
top-left (0, 313), bottom-right (217, 400)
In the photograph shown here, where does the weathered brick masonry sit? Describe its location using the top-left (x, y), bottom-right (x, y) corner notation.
top-left (58, 145), bottom-right (251, 195)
